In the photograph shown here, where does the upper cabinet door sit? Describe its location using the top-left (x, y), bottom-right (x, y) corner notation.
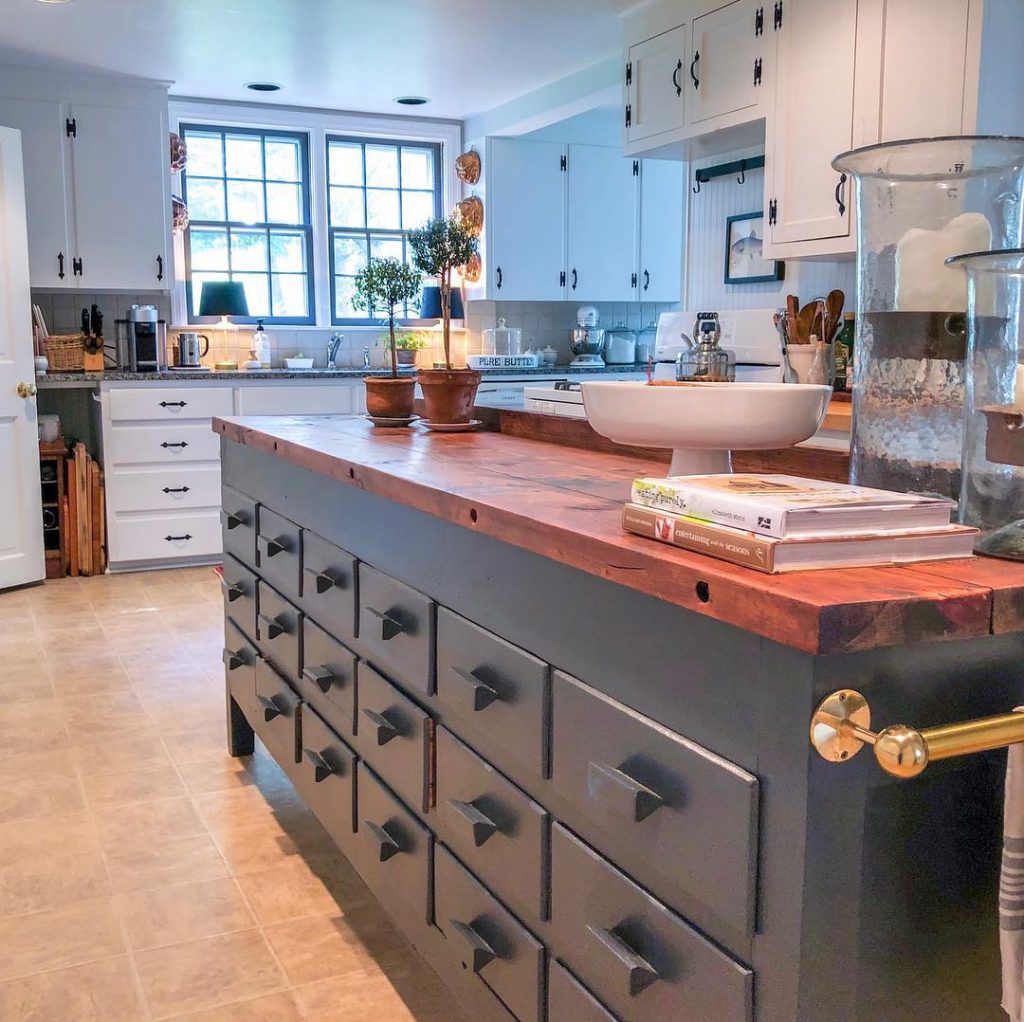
top-left (638, 159), bottom-right (683, 303)
top-left (766, 0), bottom-right (857, 247)
top-left (69, 102), bottom-right (168, 290)
top-left (626, 25), bottom-right (687, 144)
top-left (0, 99), bottom-right (71, 288)
top-left (686, 0), bottom-right (764, 128)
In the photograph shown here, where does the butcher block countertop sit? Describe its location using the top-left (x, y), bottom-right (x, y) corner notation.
top-left (213, 414), bottom-right (1024, 656)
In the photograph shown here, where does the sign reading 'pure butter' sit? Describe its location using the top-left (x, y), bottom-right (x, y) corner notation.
top-left (467, 354), bottom-right (542, 370)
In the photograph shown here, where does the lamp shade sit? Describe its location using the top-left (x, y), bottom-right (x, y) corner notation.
top-left (420, 285), bottom-right (464, 320)
top-left (198, 280), bottom-right (249, 318)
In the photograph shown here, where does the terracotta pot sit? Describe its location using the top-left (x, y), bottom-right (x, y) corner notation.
top-left (364, 376), bottom-right (416, 421)
top-left (418, 368), bottom-right (482, 425)
top-left (396, 349), bottom-right (418, 366)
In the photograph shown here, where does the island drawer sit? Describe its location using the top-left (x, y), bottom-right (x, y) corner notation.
top-left (299, 620), bottom-right (357, 738)
top-left (550, 824), bottom-right (752, 1022)
top-left (434, 844), bottom-right (545, 1022)
top-left (107, 385), bottom-right (233, 422)
top-left (358, 564), bottom-right (435, 695)
top-left (551, 670), bottom-right (759, 943)
top-left (548, 962), bottom-right (619, 1022)
top-left (354, 763), bottom-right (431, 930)
top-left (295, 704), bottom-right (357, 856)
top-left (223, 619), bottom-right (259, 726)
top-left (256, 582), bottom-right (302, 684)
top-left (222, 554), bottom-right (258, 641)
top-left (435, 726), bottom-right (548, 925)
top-left (352, 661), bottom-right (432, 813)
top-left (436, 609), bottom-right (549, 779)
top-left (299, 530), bottom-right (357, 643)
top-left (221, 487), bottom-right (258, 566)
top-left (257, 507), bottom-right (302, 598)
top-left (103, 422), bottom-right (221, 466)
top-left (255, 658), bottom-right (302, 768)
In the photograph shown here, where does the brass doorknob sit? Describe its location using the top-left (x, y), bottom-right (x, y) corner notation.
top-left (16, 382), bottom-right (37, 398)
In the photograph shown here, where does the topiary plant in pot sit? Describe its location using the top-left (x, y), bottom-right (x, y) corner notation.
top-left (408, 215), bottom-right (481, 425)
top-left (352, 257), bottom-right (422, 423)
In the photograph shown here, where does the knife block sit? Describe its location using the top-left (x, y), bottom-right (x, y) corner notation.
top-left (82, 351), bottom-right (104, 372)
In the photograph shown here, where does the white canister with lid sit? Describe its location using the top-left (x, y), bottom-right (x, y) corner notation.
top-left (604, 323), bottom-right (637, 364)
top-left (481, 317), bottom-right (522, 356)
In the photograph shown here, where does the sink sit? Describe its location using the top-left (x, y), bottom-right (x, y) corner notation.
top-left (580, 381), bottom-right (832, 475)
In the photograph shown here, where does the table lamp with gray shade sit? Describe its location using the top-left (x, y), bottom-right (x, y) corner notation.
top-left (198, 281), bottom-right (249, 369)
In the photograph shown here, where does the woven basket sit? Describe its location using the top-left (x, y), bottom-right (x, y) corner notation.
top-left (44, 334), bottom-right (86, 372)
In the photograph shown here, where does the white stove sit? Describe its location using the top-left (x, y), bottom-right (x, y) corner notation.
top-left (524, 381), bottom-right (590, 418)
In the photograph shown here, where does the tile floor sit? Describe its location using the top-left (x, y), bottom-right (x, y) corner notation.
top-left (0, 566), bottom-right (463, 1021)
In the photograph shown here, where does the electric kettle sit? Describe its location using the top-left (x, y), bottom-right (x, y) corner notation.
top-left (175, 332), bottom-right (210, 369)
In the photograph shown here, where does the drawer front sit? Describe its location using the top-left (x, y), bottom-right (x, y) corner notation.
top-left (109, 511), bottom-right (221, 565)
top-left (107, 385), bottom-right (233, 422)
top-left (299, 531), bottom-right (357, 643)
top-left (436, 609), bottom-right (549, 779)
top-left (222, 554), bottom-right (258, 641)
top-left (257, 507), bottom-right (302, 599)
top-left (549, 962), bottom-right (619, 1022)
top-left (435, 726), bottom-right (548, 924)
top-left (550, 824), bottom-right (752, 1022)
top-left (255, 658), bottom-right (302, 768)
top-left (434, 844), bottom-right (545, 1022)
top-left (103, 422), bottom-right (221, 466)
top-left (256, 582), bottom-right (302, 684)
top-left (358, 564), bottom-right (435, 695)
top-left (299, 620), bottom-right (357, 738)
top-left (295, 704), bottom-right (357, 855)
top-left (352, 662), bottom-right (431, 813)
top-left (551, 671), bottom-right (758, 943)
top-left (224, 618), bottom-right (259, 727)
top-left (106, 464), bottom-right (222, 514)
top-left (353, 764), bottom-right (431, 931)
top-left (236, 383), bottom-right (357, 416)
top-left (222, 487), bottom-right (258, 566)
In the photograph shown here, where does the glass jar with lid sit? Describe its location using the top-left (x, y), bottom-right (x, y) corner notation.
top-left (636, 321), bottom-right (658, 365)
top-left (604, 323), bottom-right (637, 365)
top-left (481, 317), bottom-right (522, 357)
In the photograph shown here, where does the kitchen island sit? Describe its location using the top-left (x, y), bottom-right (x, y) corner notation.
top-left (214, 414), bottom-right (1024, 1022)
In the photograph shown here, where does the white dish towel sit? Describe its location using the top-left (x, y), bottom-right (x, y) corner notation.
top-left (1002, 735), bottom-right (1024, 1019)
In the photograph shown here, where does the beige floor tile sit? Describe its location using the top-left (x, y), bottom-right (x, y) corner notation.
top-left (104, 830), bottom-right (229, 894)
top-left (174, 746), bottom-right (284, 795)
top-left (135, 929), bottom-right (286, 1019)
top-left (0, 668), bottom-right (55, 704)
top-left (0, 746), bottom-right (77, 784)
top-left (210, 817), bottom-right (338, 876)
top-left (193, 777), bottom-right (310, 835)
top-left (0, 773), bottom-right (84, 823)
top-left (0, 897), bottom-right (125, 981)
top-left (80, 762), bottom-right (189, 808)
top-left (95, 796), bottom-right (207, 849)
top-left (165, 721), bottom-right (239, 764)
top-left (62, 690), bottom-right (155, 745)
top-left (235, 858), bottom-right (341, 925)
top-left (0, 955), bottom-right (145, 1021)
top-left (69, 732), bottom-right (174, 777)
top-left (166, 989), bottom-right (304, 1022)
top-left (293, 968), bottom-right (453, 1022)
top-left (49, 659), bottom-right (134, 697)
top-left (0, 849), bottom-right (110, 917)
top-left (0, 698), bottom-right (66, 754)
top-left (114, 876), bottom-right (256, 951)
top-left (0, 812), bottom-right (99, 861)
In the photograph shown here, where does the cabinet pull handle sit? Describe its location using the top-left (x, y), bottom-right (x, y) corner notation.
top-left (495, 265), bottom-right (503, 290)
top-left (672, 58), bottom-right (683, 97)
top-left (225, 511), bottom-right (245, 530)
top-left (257, 694), bottom-right (282, 723)
top-left (587, 761), bottom-right (664, 822)
top-left (362, 708), bottom-right (400, 746)
top-left (366, 606), bottom-right (404, 641)
top-left (159, 400), bottom-right (187, 408)
top-left (303, 748), bottom-right (335, 783)
top-left (258, 613), bottom-right (286, 640)
top-left (156, 254), bottom-right (164, 281)
top-left (164, 533), bottom-right (192, 542)
top-left (302, 665), bottom-right (337, 695)
top-left (262, 536), bottom-right (287, 558)
top-left (222, 581), bottom-right (245, 603)
top-left (834, 172), bottom-right (848, 217)
top-left (304, 566), bottom-right (342, 594)
top-left (571, 268), bottom-right (578, 291)
top-left (160, 441), bottom-right (188, 449)
top-left (447, 799), bottom-right (499, 847)
top-left (690, 50), bottom-right (700, 89)
top-left (449, 919), bottom-right (498, 974)
top-left (364, 820), bottom-right (402, 862)
top-left (586, 925), bottom-right (659, 997)
top-left (222, 647), bottom-right (244, 671)
top-left (57, 252), bottom-right (65, 280)
top-left (450, 666), bottom-right (500, 711)
top-left (163, 486), bottom-right (190, 494)
top-left (643, 269), bottom-right (650, 292)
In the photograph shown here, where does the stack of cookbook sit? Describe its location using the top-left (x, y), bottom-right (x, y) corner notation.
top-left (622, 474), bottom-right (977, 574)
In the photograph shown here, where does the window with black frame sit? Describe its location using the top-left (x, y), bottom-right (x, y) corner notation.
top-left (327, 136), bottom-right (442, 323)
top-left (181, 124), bottom-right (315, 324)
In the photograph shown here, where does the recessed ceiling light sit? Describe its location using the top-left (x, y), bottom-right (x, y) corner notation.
top-left (36, 0), bottom-right (74, 5)
top-left (395, 96), bottom-right (430, 106)
top-left (245, 82), bottom-right (282, 92)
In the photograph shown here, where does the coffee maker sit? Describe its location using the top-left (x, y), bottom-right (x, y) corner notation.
top-left (117, 305), bottom-right (167, 372)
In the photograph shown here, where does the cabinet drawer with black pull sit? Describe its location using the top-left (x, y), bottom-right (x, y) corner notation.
top-left (221, 486), bottom-right (258, 566)
top-left (223, 618), bottom-right (259, 727)
top-left (256, 582), bottom-right (302, 684)
top-left (222, 553), bottom-right (258, 641)
top-left (254, 657), bottom-right (302, 769)
top-left (358, 564), bottom-right (435, 695)
top-left (551, 671), bottom-right (758, 947)
top-left (436, 609), bottom-right (549, 780)
top-left (550, 824), bottom-right (752, 1022)
top-left (299, 619), bottom-right (357, 737)
top-left (257, 507), bottom-right (302, 598)
top-left (435, 726), bottom-right (548, 925)
top-left (351, 661), bottom-right (432, 813)
top-left (434, 844), bottom-right (545, 1022)
top-left (294, 704), bottom-right (357, 856)
top-left (299, 530), bottom-right (357, 643)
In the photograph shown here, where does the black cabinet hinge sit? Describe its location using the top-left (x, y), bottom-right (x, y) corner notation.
top-left (559, 270), bottom-right (566, 287)
top-left (631, 272), bottom-right (638, 289)
top-left (72, 256), bottom-right (83, 276)
top-left (65, 117), bottom-right (76, 138)
top-left (560, 154), bottom-right (567, 172)
top-left (625, 61), bottom-right (632, 86)
top-left (773, 0), bottom-right (783, 30)
top-left (755, 5), bottom-right (764, 35)
top-left (754, 57), bottom-right (763, 86)
top-left (632, 160), bottom-right (639, 176)
top-left (625, 104), bottom-right (632, 128)
top-left (768, 198), bottom-right (778, 226)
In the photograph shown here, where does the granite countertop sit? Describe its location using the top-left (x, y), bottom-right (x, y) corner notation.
top-left (212, 413), bottom-right (1024, 655)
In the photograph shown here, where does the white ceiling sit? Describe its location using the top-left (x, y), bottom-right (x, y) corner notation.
top-left (0, 0), bottom-right (627, 120)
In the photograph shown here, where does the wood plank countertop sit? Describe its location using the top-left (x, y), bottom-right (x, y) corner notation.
top-left (213, 414), bottom-right (1024, 656)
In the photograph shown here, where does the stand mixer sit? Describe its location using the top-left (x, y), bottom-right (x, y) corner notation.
top-left (570, 305), bottom-right (606, 367)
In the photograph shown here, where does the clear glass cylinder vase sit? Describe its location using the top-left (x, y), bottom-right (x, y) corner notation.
top-left (948, 248), bottom-right (1024, 560)
top-left (833, 136), bottom-right (1024, 498)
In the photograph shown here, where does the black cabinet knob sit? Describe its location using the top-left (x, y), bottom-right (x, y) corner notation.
top-left (367, 607), bottom-right (404, 641)
top-left (303, 748), bottom-right (336, 783)
top-left (258, 614), bottom-right (286, 640)
top-left (362, 708), bottom-right (400, 746)
top-left (302, 665), bottom-right (337, 695)
top-left (587, 761), bottom-right (664, 822)
top-left (258, 694), bottom-right (282, 723)
top-left (364, 820), bottom-right (401, 862)
top-left (222, 581), bottom-right (244, 603)
top-left (451, 666), bottom-right (500, 712)
top-left (586, 924), bottom-right (659, 996)
top-left (225, 511), bottom-right (245, 530)
top-left (449, 919), bottom-right (497, 974)
top-left (447, 799), bottom-right (499, 847)
top-left (264, 536), bottom-right (287, 558)
top-left (222, 648), bottom-right (244, 671)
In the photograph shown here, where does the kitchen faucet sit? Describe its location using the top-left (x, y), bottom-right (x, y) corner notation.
top-left (327, 332), bottom-right (344, 367)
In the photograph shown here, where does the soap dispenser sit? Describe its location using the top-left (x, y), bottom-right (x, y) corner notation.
top-left (252, 320), bottom-right (272, 367)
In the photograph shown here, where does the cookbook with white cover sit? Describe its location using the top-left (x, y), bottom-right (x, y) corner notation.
top-left (629, 474), bottom-right (955, 539)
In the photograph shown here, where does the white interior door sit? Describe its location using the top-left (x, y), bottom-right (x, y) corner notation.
top-left (0, 127), bottom-right (45, 590)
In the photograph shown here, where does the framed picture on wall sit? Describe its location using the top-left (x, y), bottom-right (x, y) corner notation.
top-left (724, 211), bottom-right (784, 284)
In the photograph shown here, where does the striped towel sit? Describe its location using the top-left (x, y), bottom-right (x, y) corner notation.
top-left (1002, 735), bottom-right (1024, 1020)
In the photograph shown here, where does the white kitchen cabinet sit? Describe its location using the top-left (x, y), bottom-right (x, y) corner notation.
top-left (638, 160), bottom-right (684, 302)
top-left (626, 25), bottom-right (688, 146)
top-left (566, 145), bottom-right (638, 302)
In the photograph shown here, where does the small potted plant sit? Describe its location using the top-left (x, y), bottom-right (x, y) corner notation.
top-left (380, 329), bottom-right (429, 367)
top-left (352, 257), bottom-right (422, 422)
top-left (408, 215), bottom-right (481, 425)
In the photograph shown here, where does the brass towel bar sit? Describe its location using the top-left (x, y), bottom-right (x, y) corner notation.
top-left (810, 689), bottom-right (1024, 779)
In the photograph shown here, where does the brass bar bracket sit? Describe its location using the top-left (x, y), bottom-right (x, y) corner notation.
top-left (810, 689), bottom-right (1024, 779)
